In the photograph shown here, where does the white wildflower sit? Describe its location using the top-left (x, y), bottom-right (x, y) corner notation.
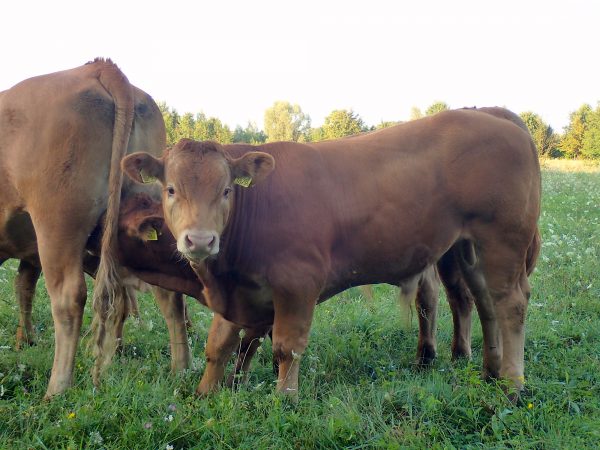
top-left (89, 431), bottom-right (104, 446)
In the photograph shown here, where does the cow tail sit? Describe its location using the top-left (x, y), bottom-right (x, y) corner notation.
top-left (89, 59), bottom-right (135, 386)
top-left (526, 227), bottom-right (541, 277)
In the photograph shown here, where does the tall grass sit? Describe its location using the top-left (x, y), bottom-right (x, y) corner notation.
top-left (1, 165), bottom-right (599, 448)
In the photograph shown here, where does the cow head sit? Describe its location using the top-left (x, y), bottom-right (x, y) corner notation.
top-left (119, 193), bottom-right (164, 242)
top-left (121, 139), bottom-right (274, 263)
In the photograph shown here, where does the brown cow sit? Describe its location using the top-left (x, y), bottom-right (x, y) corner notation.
top-left (0, 59), bottom-right (188, 397)
top-left (114, 193), bottom-right (445, 379)
top-left (432, 106), bottom-right (541, 361)
top-left (123, 107), bottom-right (541, 399)
top-left (2, 192), bottom-right (196, 370)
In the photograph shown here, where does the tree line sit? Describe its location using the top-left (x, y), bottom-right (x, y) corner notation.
top-left (158, 100), bottom-right (600, 159)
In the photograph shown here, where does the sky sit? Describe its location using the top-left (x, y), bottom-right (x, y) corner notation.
top-left (2, 0), bottom-right (598, 133)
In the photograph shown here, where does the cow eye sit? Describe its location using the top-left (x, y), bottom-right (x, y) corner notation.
top-left (166, 186), bottom-right (176, 197)
top-left (223, 187), bottom-right (232, 199)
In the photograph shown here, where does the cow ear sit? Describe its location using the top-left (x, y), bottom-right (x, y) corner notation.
top-left (137, 217), bottom-right (165, 242)
top-left (230, 152), bottom-right (275, 187)
top-left (121, 152), bottom-right (165, 184)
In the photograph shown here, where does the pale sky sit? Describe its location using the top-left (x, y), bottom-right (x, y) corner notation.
top-left (2, 0), bottom-right (598, 133)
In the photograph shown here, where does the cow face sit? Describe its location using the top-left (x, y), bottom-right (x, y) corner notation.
top-left (121, 139), bottom-right (274, 263)
top-left (119, 193), bottom-right (164, 242)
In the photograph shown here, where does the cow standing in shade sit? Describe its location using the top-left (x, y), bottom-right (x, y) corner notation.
top-left (122, 107), bottom-right (541, 399)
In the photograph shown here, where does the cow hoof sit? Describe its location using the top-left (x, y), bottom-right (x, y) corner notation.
top-left (195, 383), bottom-right (220, 397)
top-left (482, 367), bottom-right (501, 381)
top-left (450, 346), bottom-right (472, 361)
top-left (15, 338), bottom-right (36, 351)
top-left (415, 345), bottom-right (436, 367)
top-left (15, 328), bottom-right (36, 351)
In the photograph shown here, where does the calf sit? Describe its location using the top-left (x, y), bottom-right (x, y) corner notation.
top-left (115, 193), bottom-right (490, 381)
top-left (122, 108), bottom-right (541, 398)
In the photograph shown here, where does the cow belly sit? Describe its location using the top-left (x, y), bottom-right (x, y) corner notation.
top-left (326, 218), bottom-right (460, 298)
top-left (221, 279), bottom-right (275, 328)
top-left (0, 210), bottom-right (39, 262)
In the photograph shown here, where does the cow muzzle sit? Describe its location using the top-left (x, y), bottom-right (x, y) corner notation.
top-left (178, 229), bottom-right (220, 261)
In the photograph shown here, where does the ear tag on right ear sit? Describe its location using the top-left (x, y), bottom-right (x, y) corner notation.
top-left (234, 176), bottom-right (252, 188)
top-left (145, 228), bottom-right (158, 241)
top-left (140, 170), bottom-right (157, 184)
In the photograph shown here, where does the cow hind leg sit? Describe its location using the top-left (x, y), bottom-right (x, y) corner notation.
top-left (15, 260), bottom-right (42, 350)
top-left (414, 267), bottom-right (440, 366)
top-left (39, 249), bottom-right (88, 399)
top-left (153, 287), bottom-right (191, 372)
top-left (495, 271), bottom-right (530, 393)
top-left (455, 240), bottom-right (502, 380)
top-left (437, 248), bottom-right (474, 360)
top-left (458, 237), bottom-right (530, 392)
top-left (29, 208), bottom-right (95, 399)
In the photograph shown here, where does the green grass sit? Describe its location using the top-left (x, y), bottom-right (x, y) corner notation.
top-left (1, 162), bottom-right (600, 449)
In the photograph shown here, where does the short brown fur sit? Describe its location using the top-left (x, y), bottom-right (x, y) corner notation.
top-left (123, 107), bottom-right (541, 399)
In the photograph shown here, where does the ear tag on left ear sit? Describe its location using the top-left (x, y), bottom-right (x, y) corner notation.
top-left (145, 228), bottom-right (158, 241)
top-left (140, 170), bottom-right (157, 184)
top-left (234, 176), bottom-right (252, 188)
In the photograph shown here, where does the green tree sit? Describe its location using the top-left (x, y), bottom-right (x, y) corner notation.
top-left (309, 127), bottom-right (324, 142)
top-left (520, 111), bottom-right (561, 157)
top-left (320, 109), bottom-right (366, 140)
top-left (194, 113), bottom-right (232, 143)
top-left (233, 122), bottom-right (267, 144)
top-left (175, 112), bottom-right (196, 142)
top-left (580, 103), bottom-right (600, 159)
top-left (561, 104), bottom-right (592, 158)
top-left (157, 101), bottom-right (179, 146)
top-left (410, 106), bottom-right (423, 120)
top-left (376, 120), bottom-right (400, 129)
top-left (264, 101), bottom-right (311, 142)
top-left (425, 101), bottom-right (449, 116)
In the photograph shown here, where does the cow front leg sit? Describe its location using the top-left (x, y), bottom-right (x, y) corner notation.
top-left (226, 326), bottom-right (270, 388)
top-left (196, 313), bottom-right (242, 395)
top-left (15, 260), bottom-right (41, 350)
top-left (153, 287), bottom-right (191, 372)
top-left (272, 292), bottom-right (316, 401)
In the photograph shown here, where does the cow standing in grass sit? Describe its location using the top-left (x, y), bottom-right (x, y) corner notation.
top-left (0, 59), bottom-right (190, 397)
top-left (123, 107), bottom-right (541, 399)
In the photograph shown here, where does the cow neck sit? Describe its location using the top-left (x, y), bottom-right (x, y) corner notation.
top-left (214, 181), bottom-right (248, 272)
top-left (189, 260), bottom-right (227, 316)
top-left (185, 180), bottom-right (246, 318)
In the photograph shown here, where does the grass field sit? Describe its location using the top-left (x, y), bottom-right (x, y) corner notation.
top-left (1, 161), bottom-right (599, 449)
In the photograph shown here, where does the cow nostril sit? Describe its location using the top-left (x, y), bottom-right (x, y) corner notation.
top-left (185, 234), bottom-right (194, 249)
top-left (207, 235), bottom-right (216, 249)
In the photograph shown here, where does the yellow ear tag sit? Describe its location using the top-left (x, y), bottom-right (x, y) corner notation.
top-left (145, 228), bottom-right (158, 241)
top-left (234, 176), bottom-right (252, 188)
top-left (140, 170), bottom-right (157, 184)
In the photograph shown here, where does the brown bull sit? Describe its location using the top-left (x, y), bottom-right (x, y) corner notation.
top-left (0, 59), bottom-right (187, 397)
top-left (115, 193), bottom-right (449, 380)
top-left (123, 107), bottom-right (541, 399)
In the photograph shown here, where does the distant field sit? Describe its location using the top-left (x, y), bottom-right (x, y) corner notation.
top-left (1, 163), bottom-right (599, 449)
